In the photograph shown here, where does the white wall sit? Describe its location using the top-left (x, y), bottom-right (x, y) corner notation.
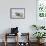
top-left (0, 0), bottom-right (36, 42)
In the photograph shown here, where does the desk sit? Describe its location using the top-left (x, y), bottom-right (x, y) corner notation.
top-left (4, 33), bottom-right (18, 46)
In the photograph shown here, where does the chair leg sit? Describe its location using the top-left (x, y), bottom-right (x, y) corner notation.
top-left (4, 33), bottom-right (7, 46)
top-left (4, 41), bottom-right (7, 46)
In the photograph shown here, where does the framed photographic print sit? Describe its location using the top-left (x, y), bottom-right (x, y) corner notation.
top-left (10, 8), bottom-right (25, 19)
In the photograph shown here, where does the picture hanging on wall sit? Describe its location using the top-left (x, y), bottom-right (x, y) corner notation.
top-left (10, 8), bottom-right (25, 19)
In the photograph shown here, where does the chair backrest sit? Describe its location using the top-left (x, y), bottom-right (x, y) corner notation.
top-left (18, 33), bottom-right (29, 42)
top-left (11, 27), bottom-right (18, 34)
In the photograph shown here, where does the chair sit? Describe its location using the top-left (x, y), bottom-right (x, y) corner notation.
top-left (18, 33), bottom-right (30, 46)
top-left (4, 27), bottom-right (19, 46)
top-left (4, 33), bottom-right (18, 46)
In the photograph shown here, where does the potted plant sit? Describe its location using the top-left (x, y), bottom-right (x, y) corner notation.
top-left (33, 32), bottom-right (46, 43)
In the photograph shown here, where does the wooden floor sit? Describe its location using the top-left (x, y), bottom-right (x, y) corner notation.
top-left (0, 42), bottom-right (46, 46)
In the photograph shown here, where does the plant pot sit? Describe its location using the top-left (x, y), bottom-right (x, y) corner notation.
top-left (37, 39), bottom-right (45, 44)
top-left (37, 39), bottom-right (40, 43)
top-left (40, 38), bottom-right (45, 43)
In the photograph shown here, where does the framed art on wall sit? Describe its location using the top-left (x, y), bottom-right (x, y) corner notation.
top-left (10, 8), bottom-right (25, 19)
